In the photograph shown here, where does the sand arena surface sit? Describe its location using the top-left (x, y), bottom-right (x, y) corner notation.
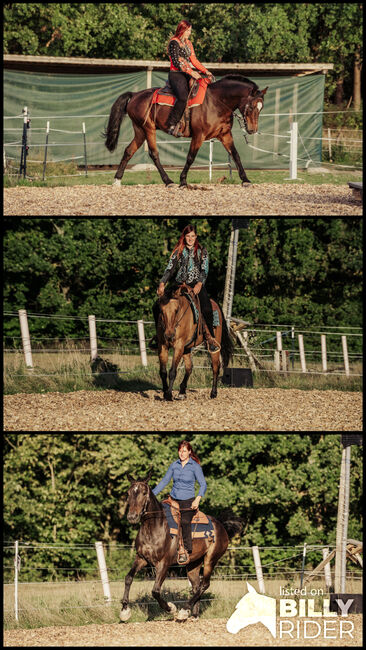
top-left (3, 387), bottom-right (362, 431)
top-left (4, 183), bottom-right (362, 216)
top-left (4, 615), bottom-right (363, 646)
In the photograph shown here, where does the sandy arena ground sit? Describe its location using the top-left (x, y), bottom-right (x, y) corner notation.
top-left (4, 615), bottom-right (363, 646)
top-left (3, 183), bottom-right (362, 216)
top-left (3, 387), bottom-right (362, 431)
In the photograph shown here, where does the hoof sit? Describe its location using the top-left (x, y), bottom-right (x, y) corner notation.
top-left (241, 181), bottom-right (251, 186)
top-left (176, 608), bottom-right (190, 621)
top-left (168, 602), bottom-right (177, 618)
top-left (210, 391), bottom-right (217, 399)
top-left (178, 184), bottom-right (188, 189)
top-left (119, 606), bottom-right (131, 622)
top-left (166, 182), bottom-right (175, 188)
top-left (164, 393), bottom-right (173, 402)
top-left (177, 393), bottom-right (187, 400)
top-left (113, 179), bottom-right (121, 187)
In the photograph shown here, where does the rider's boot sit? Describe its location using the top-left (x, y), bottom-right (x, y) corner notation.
top-left (202, 318), bottom-right (221, 353)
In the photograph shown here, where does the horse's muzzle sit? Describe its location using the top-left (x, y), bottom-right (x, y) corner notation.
top-left (127, 512), bottom-right (141, 524)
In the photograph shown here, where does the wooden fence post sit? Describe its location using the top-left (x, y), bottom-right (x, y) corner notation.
top-left (341, 336), bottom-right (350, 376)
top-left (298, 334), bottom-right (307, 373)
top-left (321, 334), bottom-right (327, 372)
top-left (18, 309), bottom-right (33, 368)
top-left (88, 315), bottom-right (98, 361)
top-left (137, 320), bottom-right (148, 367)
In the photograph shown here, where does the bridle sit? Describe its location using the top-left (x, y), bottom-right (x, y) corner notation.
top-left (210, 85), bottom-right (262, 144)
top-left (160, 294), bottom-right (191, 339)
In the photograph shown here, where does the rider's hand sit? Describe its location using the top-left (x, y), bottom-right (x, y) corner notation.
top-left (191, 497), bottom-right (201, 510)
top-left (191, 71), bottom-right (201, 80)
top-left (193, 282), bottom-right (202, 295)
top-left (157, 282), bottom-right (165, 297)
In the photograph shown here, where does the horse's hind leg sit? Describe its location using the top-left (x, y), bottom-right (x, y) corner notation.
top-left (114, 124), bottom-right (145, 184)
top-left (187, 560), bottom-right (203, 618)
top-left (145, 127), bottom-right (174, 187)
top-left (120, 555), bottom-right (147, 621)
top-left (178, 352), bottom-right (193, 399)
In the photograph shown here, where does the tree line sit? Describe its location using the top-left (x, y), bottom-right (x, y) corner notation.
top-left (3, 3), bottom-right (363, 108)
top-left (3, 434), bottom-right (363, 580)
top-left (3, 219), bottom-right (363, 356)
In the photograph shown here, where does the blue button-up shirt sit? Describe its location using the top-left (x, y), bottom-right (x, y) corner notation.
top-left (152, 458), bottom-right (207, 500)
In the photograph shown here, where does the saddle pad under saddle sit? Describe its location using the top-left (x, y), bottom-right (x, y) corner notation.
top-left (152, 77), bottom-right (209, 108)
top-left (162, 501), bottom-right (215, 541)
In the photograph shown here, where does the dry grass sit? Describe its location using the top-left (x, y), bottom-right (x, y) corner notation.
top-left (4, 183), bottom-right (362, 216)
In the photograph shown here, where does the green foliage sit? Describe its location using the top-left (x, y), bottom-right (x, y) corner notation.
top-left (3, 219), bottom-right (363, 350)
top-left (3, 3), bottom-right (363, 104)
top-left (3, 434), bottom-right (363, 580)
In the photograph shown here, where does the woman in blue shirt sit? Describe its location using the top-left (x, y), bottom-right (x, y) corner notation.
top-left (152, 440), bottom-right (207, 563)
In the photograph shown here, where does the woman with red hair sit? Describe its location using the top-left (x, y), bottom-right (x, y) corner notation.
top-left (152, 440), bottom-right (206, 564)
top-left (167, 20), bottom-right (213, 137)
top-left (150, 224), bottom-right (220, 352)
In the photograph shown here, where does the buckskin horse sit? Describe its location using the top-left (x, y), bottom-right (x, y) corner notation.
top-left (157, 284), bottom-right (234, 400)
top-left (104, 74), bottom-right (268, 188)
top-left (121, 469), bottom-right (242, 622)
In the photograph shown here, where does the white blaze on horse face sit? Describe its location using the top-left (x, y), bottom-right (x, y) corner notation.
top-left (226, 582), bottom-right (276, 637)
top-left (256, 101), bottom-right (263, 112)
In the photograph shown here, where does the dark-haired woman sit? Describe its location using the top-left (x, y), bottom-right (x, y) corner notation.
top-left (167, 20), bottom-right (213, 137)
top-left (150, 224), bottom-right (220, 352)
top-left (152, 440), bottom-right (206, 563)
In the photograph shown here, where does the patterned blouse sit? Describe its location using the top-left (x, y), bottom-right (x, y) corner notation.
top-left (168, 37), bottom-right (208, 77)
top-left (160, 246), bottom-right (209, 286)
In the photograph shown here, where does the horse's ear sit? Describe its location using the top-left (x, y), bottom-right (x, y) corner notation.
top-left (127, 474), bottom-right (135, 484)
top-left (144, 467), bottom-right (153, 483)
top-left (261, 86), bottom-right (268, 96)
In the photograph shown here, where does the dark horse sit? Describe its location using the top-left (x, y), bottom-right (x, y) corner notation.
top-left (157, 284), bottom-right (234, 400)
top-left (104, 74), bottom-right (268, 188)
top-left (121, 469), bottom-right (242, 622)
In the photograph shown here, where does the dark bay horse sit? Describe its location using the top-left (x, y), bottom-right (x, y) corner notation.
top-left (157, 285), bottom-right (234, 400)
top-left (121, 469), bottom-right (242, 622)
top-left (104, 75), bottom-right (268, 188)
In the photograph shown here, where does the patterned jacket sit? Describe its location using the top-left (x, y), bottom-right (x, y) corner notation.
top-left (168, 37), bottom-right (208, 77)
top-left (160, 246), bottom-right (209, 286)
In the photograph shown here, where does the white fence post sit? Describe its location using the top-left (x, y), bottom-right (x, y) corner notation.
top-left (288, 122), bottom-right (298, 180)
top-left (322, 547), bottom-right (332, 591)
top-left (321, 334), bottom-right (327, 372)
top-left (95, 542), bottom-right (112, 605)
top-left (298, 334), bottom-right (307, 373)
top-left (252, 546), bottom-right (265, 594)
top-left (209, 140), bottom-right (213, 181)
top-left (88, 315), bottom-right (98, 361)
top-left (341, 335), bottom-right (350, 376)
top-left (18, 309), bottom-right (33, 368)
top-left (137, 320), bottom-right (148, 367)
top-left (14, 540), bottom-right (19, 621)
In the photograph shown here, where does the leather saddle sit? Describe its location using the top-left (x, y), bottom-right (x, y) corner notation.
top-left (152, 75), bottom-right (211, 137)
top-left (162, 495), bottom-right (210, 527)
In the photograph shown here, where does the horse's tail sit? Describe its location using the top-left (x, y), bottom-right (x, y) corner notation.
top-left (103, 92), bottom-right (134, 152)
top-left (216, 508), bottom-right (243, 540)
top-left (219, 305), bottom-right (235, 369)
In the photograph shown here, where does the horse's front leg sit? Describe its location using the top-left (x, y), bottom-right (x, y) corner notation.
top-left (178, 352), bottom-right (193, 399)
top-left (158, 344), bottom-right (170, 400)
top-left (120, 555), bottom-right (148, 621)
top-left (166, 344), bottom-right (184, 401)
top-left (179, 134), bottom-right (204, 188)
top-left (218, 131), bottom-right (251, 185)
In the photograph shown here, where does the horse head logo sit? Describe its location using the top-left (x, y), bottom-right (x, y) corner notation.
top-left (226, 582), bottom-right (276, 637)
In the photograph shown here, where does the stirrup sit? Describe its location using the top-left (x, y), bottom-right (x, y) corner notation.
top-left (177, 550), bottom-right (190, 565)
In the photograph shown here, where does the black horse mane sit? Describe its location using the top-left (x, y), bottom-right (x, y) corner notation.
top-left (215, 74), bottom-right (259, 93)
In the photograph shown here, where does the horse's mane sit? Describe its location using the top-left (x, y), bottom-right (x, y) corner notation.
top-left (215, 75), bottom-right (259, 93)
